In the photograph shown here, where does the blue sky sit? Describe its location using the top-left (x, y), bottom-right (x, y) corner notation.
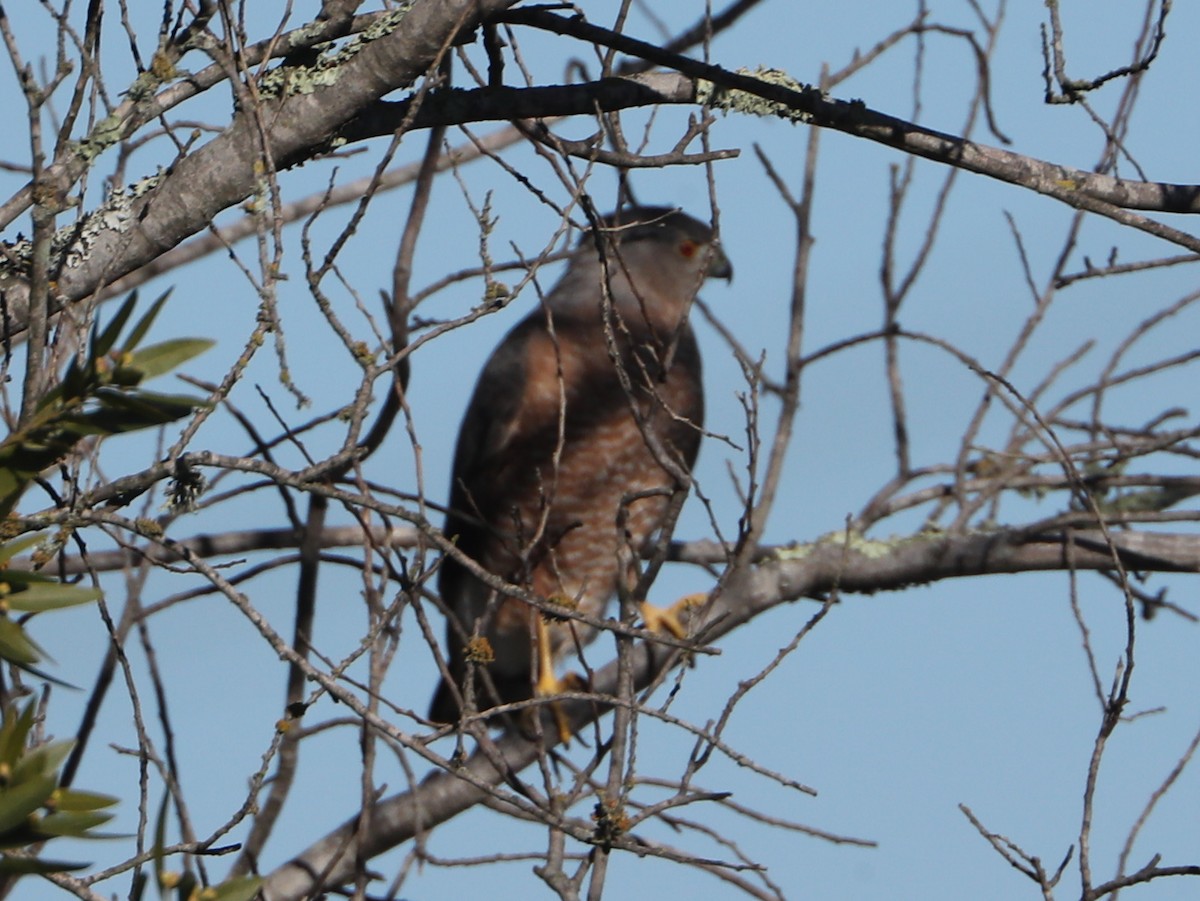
top-left (2, 2), bottom-right (1199, 899)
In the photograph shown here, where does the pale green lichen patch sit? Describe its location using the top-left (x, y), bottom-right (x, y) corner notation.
top-left (72, 51), bottom-right (189, 160)
top-left (0, 172), bottom-right (164, 280)
top-left (840, 531), bottom-right (896, 559)
top-left (125, 68), bottom-right (165, 103)
top-left (773, 542), bottom-right (812, 561)
top-left (257, 3), bottom-right (415, 99)
top-left (698, 66), bottom-right (823, 124)
top-left (74, 113), bottom-right (127, 161)
top-left (772, 530), bottom-right (923, 562)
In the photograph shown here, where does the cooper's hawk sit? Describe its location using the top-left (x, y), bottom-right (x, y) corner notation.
top-left (430, 206), bottom-right (732, 733)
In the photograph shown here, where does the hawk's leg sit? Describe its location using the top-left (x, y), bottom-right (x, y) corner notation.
top-left (639, 592), bottom-right (706, 640)
top-left (533, 612), bottom-right (582, 745)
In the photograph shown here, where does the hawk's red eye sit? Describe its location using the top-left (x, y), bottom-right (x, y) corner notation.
top-left (678, 239), bottom-right (699, 259)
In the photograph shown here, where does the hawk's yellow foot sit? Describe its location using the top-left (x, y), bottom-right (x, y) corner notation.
top-left (533, 667), bottom-right (587, 746)
top-left (639, 592), bottom-right (706, 640)
top-left (534, 611), bottom-right (586, 745)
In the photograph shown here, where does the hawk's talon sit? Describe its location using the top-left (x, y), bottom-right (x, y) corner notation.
top-left (639, 592), bottom-right (705, 640)
top-left (534, 607), bottom-right (585, 745)
top-left (534, 668), bottom-right (586, 746)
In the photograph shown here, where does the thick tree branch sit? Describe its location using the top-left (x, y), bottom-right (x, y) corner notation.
top-left (255, 523), bottom-right (1197, 898)
top-left (338, 71), bottom-right (700, 139)
top-left (0, 0), bottom-right (523, 337)
top-left (499, 9), bottom-right (1200, 215)
top-left (480, 9), bottom-right (1200, 258)
top-left (336, 67), bottom-right (1200, 235)
top-left (0, 8), bottom-right (393, 233)
top-left (28, 521), bottom-right (1200, 579)
top-left (6, 7), bottom-right (1200, 345)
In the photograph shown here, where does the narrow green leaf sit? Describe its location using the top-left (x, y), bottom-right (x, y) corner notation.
top-left (59, 358), bottom-right (89, 403)
top-left (0, 704), bottom-right (36, 767)
top-left (73, 398), bottom-right (180, 435)
top-left (109, 366), bottom-right (145, 388)
top-left (96, 388), bottom-right (201, 415)
top-left (152, 788), bottom-right (169, 899)
top-left (0, 618), bottom-right (44, 667)
top-left (0, 773), bottom-right (56, 833)
top-left (5, 583), bottom-right (103, 613)
top-left (130, 867), bottom-right (148, 901)
top-left (0, 854), bottom-right (90, 874)
top-left (130, 388), bottom-right (212, 411)
top-left (91, 291), bottom-right (140, 359)
top-left (31, 809), bottom-right (114, 838)
top-left (122, 288), bottom-right (173, 351)
top-left (0, 470), bottom-right (24, 515)
top-left (210, 875), bottom-right (263, 901)
top-left (1, 570), bottom-right (59, 587)
top-left (56, 415), bottom-right (117, 436)
top-left (127, 338), bottom-right (214, 381)
top-left (12, 740), bottom-right (74, 785)
top-left (48, 789), bottom-right (118, 812)
top-left (6, 660), bottom-right (75, 689)
top-left (93, 388), bottom-right (204, 424)
top-left (173, 872), bottom-right (199, 901)
top-left (0, 537), bottom-right (42, 566)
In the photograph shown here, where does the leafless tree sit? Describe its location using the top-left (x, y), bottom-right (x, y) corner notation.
top-left (0, 1), bottom-right (1196, 899)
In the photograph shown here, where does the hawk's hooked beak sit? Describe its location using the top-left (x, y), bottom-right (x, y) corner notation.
top-left (707, 244), bottom-right (733, 282)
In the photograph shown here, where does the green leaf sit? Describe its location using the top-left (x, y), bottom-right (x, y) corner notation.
top-left (49, 789), bottom-right (118, 812)
top-left (130, 867), bottom-right (148, 901)
top-left (0, 570), bottom-right (59, 587)
top-left (109, 367), bottom-right (144, 388)
top-left (31, 809), bottom-right (114, 838)
top-left (122, 288), bottom-right (173, 352)
top-left (53, 415), bottom-right (121, 439)
top-left (128, 389), bottom-right (212, 411)
top-left (0, 618), bottom-right (44, 667)
top-left (58, 357), bottom-right (90, 403)
top-left (0, 537), bottom-right (42, 566)
top-left (0, 704), bottom-right (36, 767)
top-left (152, 788), bottom-right (169, 900)
top-left (12, 740), bottom-right (74, 785)
top-left (4, 582), bottom-right (103, 613)
top-left (171, 872), bottom-right (199, 901)
top-left (5, 660), bottom-right (76, 689)
top-left (90, 388), bottom-right (204, 430)
top-left (127, 338), bottom-right (214, 381)
top-left (0, 773), bottom-right (56, 834)
top-left (0, 470), bottom-right (24, 514)
top-left (91, 291), bottom-right (140, 359)
top-left (210, 875), bottom-right (263, 901)
top-left (0, 854), bottom-right (90, 874)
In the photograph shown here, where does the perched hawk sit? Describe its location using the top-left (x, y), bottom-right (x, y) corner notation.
top-left (430, 207), bottom-right (732, 732)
